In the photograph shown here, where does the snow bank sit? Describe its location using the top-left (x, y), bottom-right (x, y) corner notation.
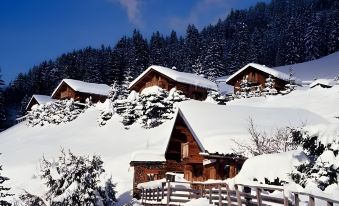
top-left (129, 65), bottom-right (218, 91)
top-left (228, 85), bottom-right (339, 123)
top-left (234, 150), bottom-right (309, 184)
top-left (183, 198), bottom-right (212, 206)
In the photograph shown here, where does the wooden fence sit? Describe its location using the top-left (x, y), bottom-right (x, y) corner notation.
top-left (139, 181), bottom-right (339, 206)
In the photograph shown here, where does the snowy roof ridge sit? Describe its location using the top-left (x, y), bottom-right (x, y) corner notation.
top-left (226, 63), bottom-right (292, 84)
top-left (309, 78), bottom-right (336, 88)
top-left (51, 79), bottom-right (110, 97)
top-left (26, 95), bottom-right (54, 110)
top-left (129, 65), bottom-right (218, 91)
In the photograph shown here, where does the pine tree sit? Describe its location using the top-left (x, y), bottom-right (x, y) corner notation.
top-left (202, 38), bottom-right (225, 80)
top-left (149, 31), bottom-right (165, 65)
top-left (184, 24), bottom-right (201, 72)
top-left (304, 13), bottom-right (323, 61)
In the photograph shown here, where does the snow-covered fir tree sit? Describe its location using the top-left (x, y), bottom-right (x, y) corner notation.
top-left (202, 38), bottom-right (225, 80)
top-left (281, 67), bottom-right (297, 94)
top-left (0, 154), bottom-right (12, 206)
top-left (117, 87), bottom-right (188, 129)
top-left (20, 149), bottom-right (117, 206)
top-left (263, 75), bottom-right (277, 95)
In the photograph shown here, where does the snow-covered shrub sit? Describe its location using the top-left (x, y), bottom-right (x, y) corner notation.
top-left (116, 86), bottom-right (188, 129)
top-left (233, 118), bottom-right (299, 156)
top-left (18, 192), bottom-right (46, 206)
top-left (27, 99), bottom-right (84, 126)
top-left (19, 149), bottom-right (117, 206)
top-left (0, 154), bottom-right (12, 206)
top-left (205, 91), bottom-right (228, 105)
top-left (290, 129), bottom-right (339, 191)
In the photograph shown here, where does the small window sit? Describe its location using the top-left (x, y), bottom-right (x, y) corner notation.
top-left (181, 142), bottom-right (189, 159)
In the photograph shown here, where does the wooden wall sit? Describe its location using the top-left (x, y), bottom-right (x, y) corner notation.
top-left (53, 82), bottom-right (107, 103)
top-left (165, 114), bottom-right (244, 183)
top-left (231, 67), bottom-right (287, 93)
top-left (130, 69), bottom-right (209, 100)
top-left (131, 160), bottom-right (184, 198)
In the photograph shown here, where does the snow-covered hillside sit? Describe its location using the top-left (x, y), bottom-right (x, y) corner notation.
top-left (275, 51), bottom-right (339, 81)
top-left (0, 86), bottom-right (339, 204)
top-left (0, 106), bottom-right (175, 205)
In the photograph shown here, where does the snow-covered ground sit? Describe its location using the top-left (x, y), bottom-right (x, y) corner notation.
top-left (0, 85), bottom-right (339, 204)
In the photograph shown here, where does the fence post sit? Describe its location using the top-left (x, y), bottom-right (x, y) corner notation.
top-left (162, 182), bottom-right (165, 199)
top-left (209, 188), bottom-right (212, 204)
top-left (141, 189), bottom-right (144, 204)
top-left (166, 181), bottom-right (171, 206)
top-left (225, 184), bottom-right (232, 206)
top-left (309, 195), bottom-right (315, 206)
top-left (235, 184), bottom-right (242, 206)
top-left (218, 184), bottom-right (222, 206)
top-left (294, 193), bottom-right (299, 206)
top-left (157, 187), bottom-right (160, 202)
top-left (256, 187), bottom-right (262, 206)
top-left (153, 188), bottom-right (155, 201)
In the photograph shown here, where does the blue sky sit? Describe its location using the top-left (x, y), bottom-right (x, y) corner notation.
top-left (0, 0), bottom-right (268, 83)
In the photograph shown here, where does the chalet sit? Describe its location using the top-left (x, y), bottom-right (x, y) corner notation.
top-left (51, 79), bottom-right (110, 103)
top-left (309, 79), bottom-right (336, 88)
top-left (226, 63), bottom-right (292, 93)
top-left (128, 65), bottom-right (218, 100)
top-left (26, 95), bottom-right (54, 111)
top-left (129, 101), bottom-right (326, 198)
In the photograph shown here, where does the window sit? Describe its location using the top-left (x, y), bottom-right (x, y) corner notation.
top-left (181, 142), bottom-right (189, 159)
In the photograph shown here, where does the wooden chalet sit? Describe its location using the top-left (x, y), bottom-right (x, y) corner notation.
top-left (129, 101), bottom-right (327, 199)
top-left (51, 79), bottom-right (110, 103)
top-left (226, 63), bottom-right (292, 93)
top-left (128, 65), bottom-right (218, 100)
top-left (26, 95), bottom-right (54, 111)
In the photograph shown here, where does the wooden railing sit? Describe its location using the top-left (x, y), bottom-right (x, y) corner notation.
top-left (139, 181), bottom-right (339, 206)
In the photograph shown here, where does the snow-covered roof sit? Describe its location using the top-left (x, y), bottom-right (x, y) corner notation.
top-left (275, 51), bottom-right (339, 81)
top-left (129, 65), bottom-right (218, 91)
top-left (26, 95), bottom-right (55, 110)
top-left (226, 63), bottom-right (292, 84)
top-left (130, 150), bottom-right (166, 163)
top-left (51, 79), bottom-right (110, 97)
top-left (309, 79), bottom-right (336, 88)
top-left (170, 101), bottom-right (328, 155)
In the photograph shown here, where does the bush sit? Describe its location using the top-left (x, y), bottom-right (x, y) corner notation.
top-left (27, 99), bottom-right (84, 126)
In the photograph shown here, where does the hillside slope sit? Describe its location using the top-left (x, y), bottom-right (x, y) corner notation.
top-left (275, 51), bottom-right (339, 81)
